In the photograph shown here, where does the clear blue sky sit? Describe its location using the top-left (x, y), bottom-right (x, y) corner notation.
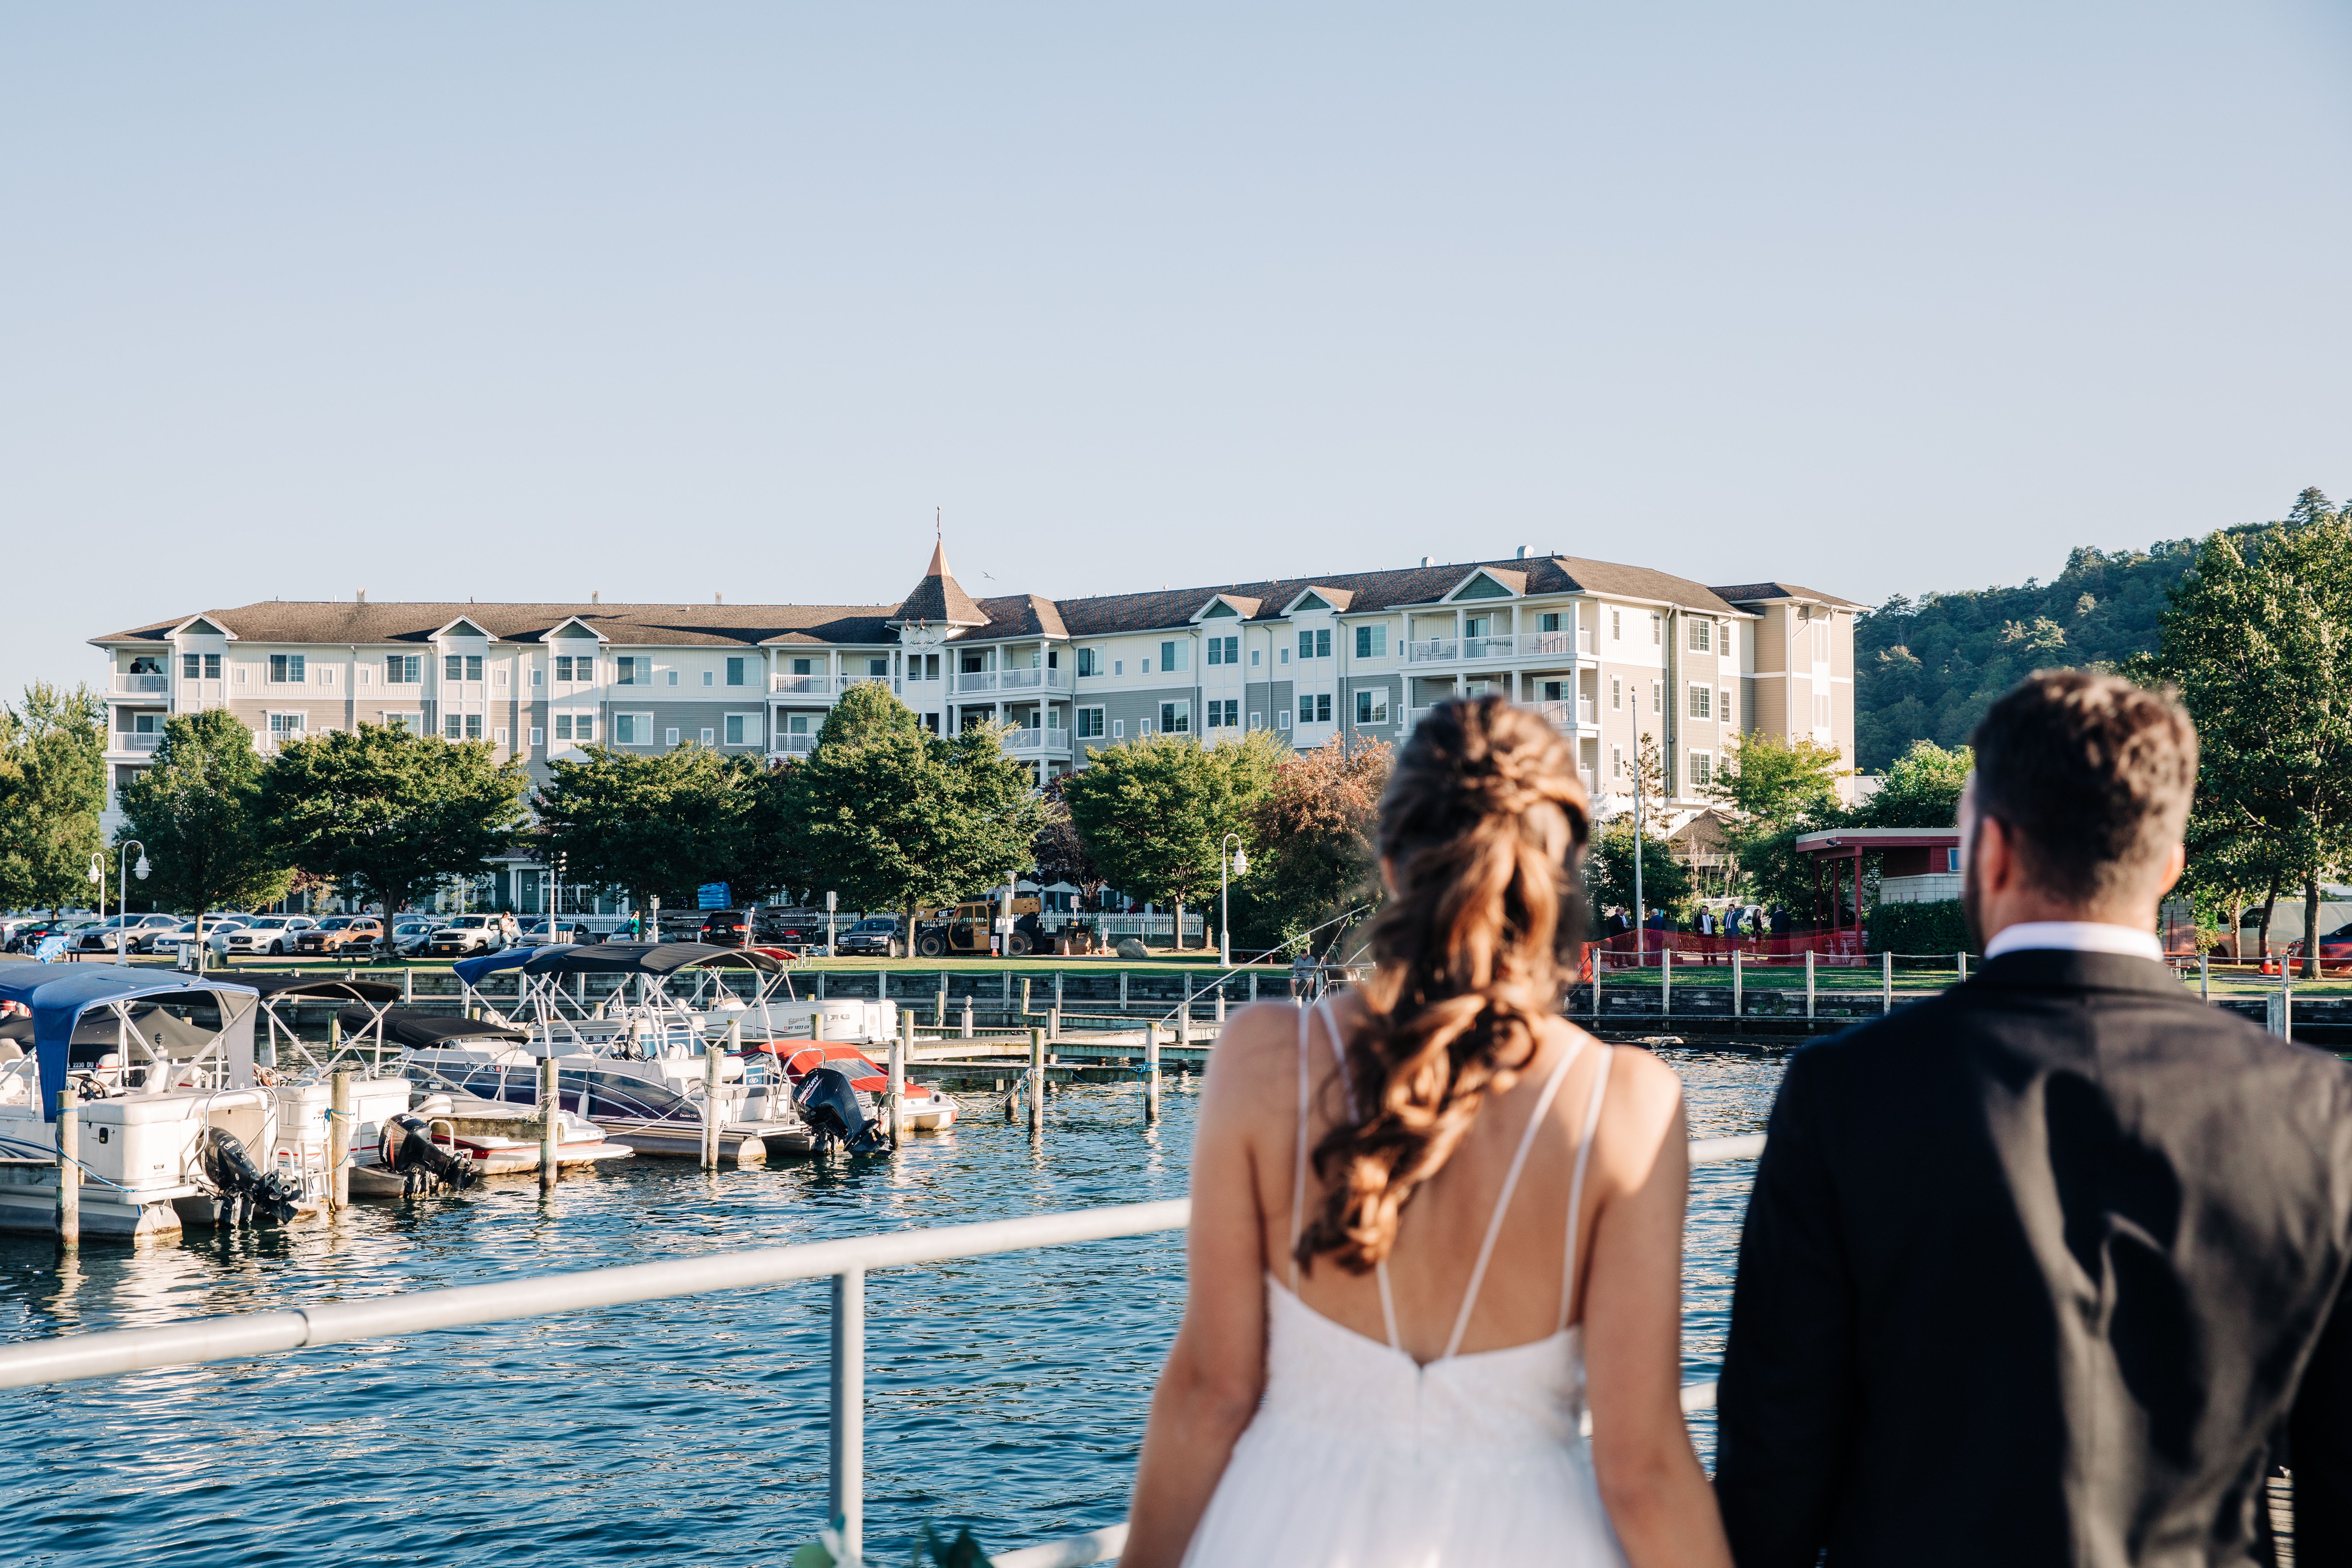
top-left (5, 2), bottom-right (2348, 695)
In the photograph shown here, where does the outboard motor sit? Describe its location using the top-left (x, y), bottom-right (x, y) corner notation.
top-left (378, 1113), bottom-right (480, 1195)
top-left (199, 1126), bottom-right (303, 1226)
top-left (795, 1064), bottom-right (886, 1155)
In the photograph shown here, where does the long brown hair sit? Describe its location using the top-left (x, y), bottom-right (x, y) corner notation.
top-left (1295, 695), bottom-right (1590, 1274)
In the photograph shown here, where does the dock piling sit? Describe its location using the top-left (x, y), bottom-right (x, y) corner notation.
top-left (1805, 950), bottom-right (1816, 1020)
top-left (1731, 950), bottom-right (1742, 1019)
top-left (538, 1057), bottom-right (559, 1190)
top-left (935, 976), bottom-right (947, 1029)
top-left (1028, 1028), bottom-right (1045, 1138)
top-left (1882, 951), bottom-right (1893, 1014)
top-left (829, 1267), bottom-right (865, 1559)
top-left (961, 997), bottom-right (974, 1039)
top-left (330, 1070), bottom-right (352, 1210)
top-left (886, 1031), bottom-right (906, 1148)
top-left (1959, 950), bottom-right (1968, 983)
top-left (55, 1087), bottom-right (78, 1247)
top-left (1144, 1021), bottom-right (1161, 1123)
top-left (1661, 947), bottom-right (1672, 1018)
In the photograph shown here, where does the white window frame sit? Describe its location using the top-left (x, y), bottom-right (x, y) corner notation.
top-left (1611, 609), bottom-right (1622, 641)
top-left (1356, 687), bottom-right (1390, 725)
top-left (1652, 680), bottom-right (1663, 714)
top-left (723, 712), bottom-right (757, 746)
top-left (386, 712), bottom-right (425, 735)
top-left (700, 727), bottom-right (716, 745)
top-left (1688, 683), bottom-right (1712, 721)
top-left (1276, 708), bottom-right (1292, 731)
top-left (613, 712), bottom-right (656, 746)
top-left (266, 711), bottom-right (306, 741)
top-left (1248, 710), bottom-right (1263, 729)
top-left (1689, 751), bottom-right (1714, 789)
top-left (1076, 706), bottom-right (1106, 740)
top-left (1158, 700), bottom-right (1190, 734)
top-left (665, 727), bottom-right (680, 746)
top-left (1112, 718), bottom-right (1126, 739)
top-left (268, 654), bottom-right (306, 685)
top-left (494, 726), bottom-right (509, 746)
top-left (529, 726), bottom-right (545, 746)
top-left (1611, 745), bottom-right (1624, 779)
top-left (1689, 619), bottom-right (1712, 653)
top-left (1611, 677), bottom-right (1622, 712)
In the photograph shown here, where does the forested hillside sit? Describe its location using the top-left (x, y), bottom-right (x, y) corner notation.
top-left (1852, 490), bottom-right (2332, 771)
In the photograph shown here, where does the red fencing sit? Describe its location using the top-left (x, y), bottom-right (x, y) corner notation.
top-left (1585, 929), bottom-right (1868, 970)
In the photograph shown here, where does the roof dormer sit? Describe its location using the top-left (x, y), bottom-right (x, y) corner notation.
top-left (1190, 593), bottom-right (1263, 624)
top-left (541, 615), bottom-right (609, 644)
top-left (1443, 567), bottom-right (1525, 602)
top-left (171, 615), bottom-right (234, 641)
top-left (430, 615), bottom-right (496, 643)
top-left (1281, 586), bottom-right (1354, 616)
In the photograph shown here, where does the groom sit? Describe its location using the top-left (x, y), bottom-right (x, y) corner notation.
top-left (1715, 671), bottom-right (2352, 1564)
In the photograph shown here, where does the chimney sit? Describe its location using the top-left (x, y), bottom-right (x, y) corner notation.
top-left (356, 589), bottom-right (367, 603)
top-left (714, 593), bottom-right (723, 604)
top-left (1515, 546), bottom-right (1528, 560)
top-left (592, 591), bottom-right (601, 604)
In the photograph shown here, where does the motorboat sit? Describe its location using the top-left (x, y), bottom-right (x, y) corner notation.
top-left (0, 965), bottom-right (340, 1239)
top-left (455, 939), bottom-right (899, 1047)
top-left (762, 1042), bottom-right (961, 1133)
top-left (392, 942), bottom-right (828, 1160)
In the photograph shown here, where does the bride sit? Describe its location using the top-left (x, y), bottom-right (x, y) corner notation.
top-left (1125, 696), bottom-right (1731, 1567)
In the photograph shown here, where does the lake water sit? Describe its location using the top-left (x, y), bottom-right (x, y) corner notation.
top-left (0, 1046), bottom-right (1783, 1566)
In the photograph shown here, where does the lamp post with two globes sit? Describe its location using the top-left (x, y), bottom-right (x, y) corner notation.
top-left (1219, 833), bottom-right (1250, 969)
top-left (114, 842), bottom-right (150, 965)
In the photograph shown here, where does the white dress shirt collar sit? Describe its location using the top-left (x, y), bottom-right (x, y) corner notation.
top-left (1982, 920), bottom-right (2164, 963)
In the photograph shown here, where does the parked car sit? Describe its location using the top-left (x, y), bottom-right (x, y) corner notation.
top-left (519, 918), bottom-right (596, 946)
top-left (153, 914), bottom-right (252, 953)
top-left (698, 910), bottom-right (750, 948)
top-left (75, 913), bottom-right (184, 954)
top-left (6, 919), bottom-right (89, 954)
top-left (2285, 921), bottom-right (2352, 971)
top-left (212, 915), bottom-right (318, 958)
top-left (835, 917), bottom-right (904, 958)
top-left (296, 916), bottom-right (384, 955)
top-left (424, 914), bottom-right (506, 957)
top-left (387, 918), bottom-right (439, 958)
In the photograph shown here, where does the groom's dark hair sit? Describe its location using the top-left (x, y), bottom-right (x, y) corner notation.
top-left (1968, 670), bottom-right (2198, 906)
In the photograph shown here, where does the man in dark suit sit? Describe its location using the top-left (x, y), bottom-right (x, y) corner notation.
top-left (1715, 671), bottom-right (2352, 1565)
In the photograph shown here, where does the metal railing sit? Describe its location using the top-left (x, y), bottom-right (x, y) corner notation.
top-left (0, 1138), bottom-right (1764, 1567)
top-left (774, 673), bottom-right (827, 694)
top-left (1463, 633), bottom-right (1516, 660)
top-left (1407, 638), bottom-right (1458, 662)
top-left (1003, 726), bottom-right (1069, 754)
top-left (112, 673), bottom-right (170, 694)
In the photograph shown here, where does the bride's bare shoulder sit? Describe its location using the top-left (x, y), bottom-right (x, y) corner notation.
top-left (1197, 1001), bottom-right (1310, 1109)
top-left (1578, 1035), bottom-right (1688, 1164)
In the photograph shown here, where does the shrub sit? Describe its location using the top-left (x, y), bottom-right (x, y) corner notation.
top-left (1866, 898), bottom-right (1975, 955)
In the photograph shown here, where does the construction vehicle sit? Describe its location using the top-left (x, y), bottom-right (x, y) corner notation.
top-left (910, 896), bottom-right (1049, 958)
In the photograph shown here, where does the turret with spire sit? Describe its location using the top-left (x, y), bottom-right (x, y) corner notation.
top-left (890, 535), bottom-right (990, 630)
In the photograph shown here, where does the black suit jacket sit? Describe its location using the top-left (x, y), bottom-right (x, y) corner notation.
top-left (1715, 950), bottom-right (2352, 1567)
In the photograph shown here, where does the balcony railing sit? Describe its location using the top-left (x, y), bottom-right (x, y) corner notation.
top-left (112, 674), bottom-right (169, 694)
top-left (773, 733), bottom-right (818, 755)
top-left (1407, 638), bottom-right (1457, 663)
top-left (1463, 634), bottom-right (1516, 660)
top-left (115, 733), bottom-right (161, 753)
top-left (772, 673), bottom-right (827, 694)
top-left (954, 670), bottom-right (997, 694)
top-left (1521, 630), bottom-right (1575, 658)
top-left (1003, 726), bottom-right (1069, 754)
top-left (838, 676), bottom-right (900, 693)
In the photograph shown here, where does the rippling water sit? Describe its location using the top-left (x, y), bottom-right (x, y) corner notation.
top-left (0, 1047), bottom-right (1783, 1566)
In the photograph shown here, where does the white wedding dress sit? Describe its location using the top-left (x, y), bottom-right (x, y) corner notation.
top-left (1181, 1001), bottom-right (1629, 1567)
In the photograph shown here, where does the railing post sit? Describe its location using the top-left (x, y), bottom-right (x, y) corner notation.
top-left (886, 1030), bottom-right (906, 1148)
top-left (539, 1055), bottom-right (561, 1190)
top-left (330, 1070), bottom-right (352, 1210)
top-left (2199, 952), bottom-right (2210, 1002)
top-left (1959, 950), bottom-right (1967, 983)
top-left (1660, 946), bottom-right (1672, 1018)
top-left (1119, 971), bottom-right (1129, 1012)
top-left (1144, 1021), bottom-right (1161, 1123)
top-left (829, 1266), bottom-right (865, 1557)
top-left (1731, 949), bottom-right (1742, 1020)
top-left (55, 1087), bottom-right (78, 1247)
top-left (1029, 1027), bottom-right (1046, 1136)
top-left (1021, 976), bottom-right (1031, 1017)
top-left (1592, 954), bottom-right (1602, 1024)
top-left (1882, 950), bottom-right (1893, 1014)
top-left (402, 968), bottom-right (414, 1005)
top-left (935, 975), bottom-right (947, 1029)
top-left (1249, 971), bottom-right (1258, 1004)
top-left (1805, 949), bottom-right (1816, 1020)
top-left (961, 997), bottom-right (974, 1040)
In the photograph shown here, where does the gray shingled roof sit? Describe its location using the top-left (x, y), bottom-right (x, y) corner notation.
top-left (93, 602), bottom-right (901, 648)
top-left (892, 541), bottom-right (990, 626)
top-left (1709, 581), bottom-right (1867, 611)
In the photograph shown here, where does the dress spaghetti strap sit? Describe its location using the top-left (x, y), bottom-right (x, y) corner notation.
top-left (1441, 1040), bottom-right (1582, 1361)
top-left (1290, 1004), bottom-right (1311, 1292)
top-left (1557, 1044), bottom-right (1615, 1332)
top-left (1302, 998), bottom-right (1402, 1352)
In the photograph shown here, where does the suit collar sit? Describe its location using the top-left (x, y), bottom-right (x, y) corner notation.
top-left (1972, 947), bottom-right (2185, 997)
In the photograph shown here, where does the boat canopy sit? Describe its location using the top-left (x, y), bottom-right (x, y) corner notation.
top-left (335, 1007), bottom-right (533, 1049)
top-left (0, 964), bottom-right (259, 1122)
top-left (450, 947), bottom-right (535, 986)
top-left (511, 942), bottom-right (785, 978)
top-left (240, 973), bottom-right (405, 1004)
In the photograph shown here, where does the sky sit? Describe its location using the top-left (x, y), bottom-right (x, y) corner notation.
top-left (5, 2), bottom-right (2350, 696)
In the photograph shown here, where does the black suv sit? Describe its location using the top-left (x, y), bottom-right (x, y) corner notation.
top-left (698, 910), bottom-right (749, 948)
top-left (836, 917), bottom-right (904, 957)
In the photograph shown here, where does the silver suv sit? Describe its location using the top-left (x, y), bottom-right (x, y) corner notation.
top-left (425, 914), bottom-right (506, 957)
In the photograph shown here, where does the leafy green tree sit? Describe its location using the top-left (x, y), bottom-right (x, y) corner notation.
top-left (2151, 512), bottom-right (2352, 975)
top-left (0, 684), bottom-right (108, 916)
top-left (1857, 739), bottom-right (1972, 828)
top-left (114, 710), bottom-right (291, 958)
top-left (260, 723), bottom-right (532, 917)
top-left (1587, 817), bottom-right (1692, 928)
top-left (783, 683), bottom-right (1050, 936)
top-left (1062, 730), bottom-right (1287, 949)
top-left (537, 743), bottom-right (764, 917)
top-left (1232, 736), bottom-right (1392, 957)
top-left (1704, 732), bottom-right (1851, 912)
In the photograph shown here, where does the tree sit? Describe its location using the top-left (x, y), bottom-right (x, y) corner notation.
top-left (783, 684), bottom-right (1050, 936)
top-left (1031, 779), bottom-right (1105, 906)
top-left (2151, 514), bottom-right (2352, 976)
top-left (1587, 817), bottom-right (1692, 928)
top-left (261, 723), bottom-right (532, 916)
top-left (536, 743), bottom-right (764, 916)
top-left (1062, 730), bottom-right (1287, 950)
top-left (114, 710), bottom-right (290, 959)
top-left (1233, 736), bottom-right (1391, 957)
top-left (0, 684), bottom-right (108, 916)
top-left (1857, 739), bottom-right (1972, 828)
top-left (1704, 732), bottom-right (1851, 912)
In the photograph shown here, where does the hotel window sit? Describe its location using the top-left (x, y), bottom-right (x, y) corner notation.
top-left (726, 658), bottom-right (746, 687)
top-left (1160, 640), bottom-right (1189, 672)
top-left (494, 727), bottom-right (509, 746)
top-left (1611, 745), bottom-right (1624, 779)
top-left (1207, 636), bottom-right (1237, 666)
top-left (1688, 684), bottom-right (1712, 720)
top-left (528, 726), bottom-right (543, 745)
top-left (1276, 709), bottom-right (1291, 731)
top-left (445, 655), bottom-right (463, 681)
top-left (666, 670), bottom-right (679, 686)
top-left (1611, 678), bottom-right (1622, 712)
top-left (1215, 699), bottom-right (1239, 727)
top-left (1160, 700), bottom-right (1191, 734)
top-left (1076, 648), bottom-right (1097, 677)
top-left (614, 657), bottom-right (644, 685)
top-left (1112, 659), bottom-right (1124, 676)
top-left (1299, 693), bottom-right (1331, 724)
top-left (1248, 711), bottom-right (1263, 729)
top-left (1141, 659), bottom-right (1151, 675)
top-left (1611, 610), bottom-right (1622, 640)
top-left (1814, 693), bottom-right (1832, 729)
top-left (1721, 688), bottom-right (1733, 723)
top-left (1279, 646), bottom-right (1289, 665)
top-left (1112, 719), bottom-right (1126, 739)
top-left (1538, 612), bottom-right (1561, 633)
top-left (1651, 614), bottom-right (1662, 645)
top-left (724, 714), bottom-right (752, 745)
top-left (553, 655), bottom-right (574, 682)
top-left (1077, 707), bottom-right (1105, 739)
top-left (1354, 625), bottom-right (1387, 658)
top-left (1298, 629), bottom-right (1331, 660)
top-left (791, 657), bottom-right (814, 676)
top-left (702, 670), bottom-right (715, 686)
top-left (268, 654), bottom-right (306, 684)
top-left (1651, 681), bottom-right (1663, 714)
top-left (926, 654), bottom-right (943, 681)
top-left (867, 657), bottom-right (890, 679)
top-left (388, 713), bottom-right (423, 735)
top-left (665, 728), bottom-right (680, 746)
top-left (1541, 680), bottom-right (1566, 702)
top-left (182, 652), bottom-right (223, 680)
top-left (1355, 688), bottom-right (1389, 725)
top-left (385, 654), bottom-right (420, 684)
top-left (1689, 751), bottom-right (1714, 788)
top-left (1689, 619), bottom-right (1712, 653)
top-left (1251, 648), bottom-right (1261, 666)
top-left (701, 727), bottom-right (715, 745)
top-left (614, 713), bottom-right (654, 744)
top-left (267, 712), bottom-right (305, 740)
top-left (443, 714), bottom-right (483, 741)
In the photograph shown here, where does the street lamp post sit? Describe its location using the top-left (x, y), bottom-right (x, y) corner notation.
top-left (1219, 834), bottom-right (1250, 969)
top-left (115, 841), bottom-right (150, 965)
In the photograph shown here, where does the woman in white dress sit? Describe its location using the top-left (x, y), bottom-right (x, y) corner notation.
top-left (1126, 696), bottom-right (1732, 1567)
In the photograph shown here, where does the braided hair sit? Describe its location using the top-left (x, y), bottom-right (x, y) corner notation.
top-left (1295, 694), bottom-right (1591, 1274)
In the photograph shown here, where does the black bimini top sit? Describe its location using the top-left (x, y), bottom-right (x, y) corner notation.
top-left (242, 973), bottom-right (406, 1004)
top-left (520, 941), bottom-right (784, 977)
top-left (334, 1007), bottom-right (534, 1049)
